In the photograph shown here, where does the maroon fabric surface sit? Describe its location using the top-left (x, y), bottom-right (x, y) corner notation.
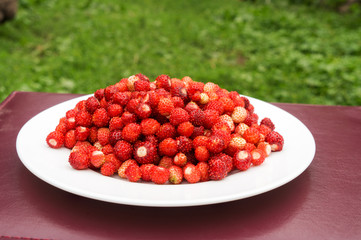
top-left (1, 91), bottom-right (360, 240)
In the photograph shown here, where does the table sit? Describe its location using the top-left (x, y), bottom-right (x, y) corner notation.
top-left (1, 91), bottom-right (360, 240)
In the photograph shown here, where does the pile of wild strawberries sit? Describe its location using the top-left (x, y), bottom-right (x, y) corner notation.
top-left (46, 74), bottom-right (284, 184)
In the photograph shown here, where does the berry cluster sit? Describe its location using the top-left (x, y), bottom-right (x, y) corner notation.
top-left (46, 74), bottom-right (284, 184)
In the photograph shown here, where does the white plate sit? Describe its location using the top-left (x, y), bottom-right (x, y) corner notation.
top-left (16, 94), bottom-right (315, 207)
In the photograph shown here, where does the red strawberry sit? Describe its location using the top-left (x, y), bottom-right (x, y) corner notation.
top-left (121, 111), bottom-right (137, 125)
top-left (97, 128), bottom-right (110, 146)
top-left (260, 117), bottom-right (275, 131)
top-left (156, 123), bottom-right (176, 141)
top-left (88, 126), bottom-right (98, 144)
top-left (126, 98), bottom-right (140, 113)
top-left (90, 150), bottom-right (105, 168)
top-left (100, 162), bottom-right (117, 176)
top-left (113, 91), bottom-right (131, 106)
top-left (101, 144), bottom-right (114, 155)
top-left (219, 97), bottom-right (235, 113)
top-left (176, 136), bottom-right (193, 153)
top-left (231, 107), bottom-right (247, 124)
top-left (216, 153), bottom-right (233, 173)
top-left (194, 146), bottom-right (210, 162)
top-left (203, 109), bottom-right (220, 129)
top-left (94, 88), bottom-right (105, 101)
top-left (196, 162), bottom-right (209, 182)
top-left (118, 159), bottom-right (137, 178)
top-left (192, 136), bottom-right (209, 149)
top-left (184, 101), bottom-right (200, 113)
top-left (121, 123), bottom-right (141, 143)
top-left (233, 150), bottom-right (252, 171)
top-left (257, 142), bottom-right (271, 156)
top-left (134, 103), bottom-right (152, 119)
top-left (75, 110), bottom-right (92, 127)
top-left (46, 131), bottom-right (64, 149)
top-left (177, 121), bottom-right (194, 137)
top-left (68, 151), bottom-right (90, 170)
top-left (208, 156), bottom-right (227, 180)
top-left (225, 136), bottom-right (246, 157)
top-left (235, 123), bottom-right (249, 135)
top-left (140, 164), bottom-right (155, 181)
top-left (171, 96), bottom-right (185, 108)
top-left (104, 85), bottom-right (118, 101)
top-left (150, 166), bottom-right (170, 184)
top-left (107, 104), bottom-right (123, 118)
top-left (109, 130), bottom-right (122, 146)
top-left (92, 108), bottom-right (109, 127)
top-left (85, 96), bottom-right (100, 113)
top-left (55, 121), bottom-right (67, 135)
top-left (243, 127), bottom-right (260, 144)
top-left (64, 130), bottom-right (76, 149)
top-left (204, 82), bottom-right (220, 93)
top-left (75, 126), bottom-right (90, 141)
top-left (183, 163), bottom-right (201, 183)
top-left (173, 152), bottom-right (187, 167)
top-left (158, 138), bottom-right (178, 157)
top-left (109, 117), bottom-right (124, 132)
top-left (134, 141), bottom-right (157, 164)
top-left (243, 113), bottom-right (259, 126)
top-left (189, 109), bottom-right (205, 126)
top-left (251, 149), bottom-right (266, 166)
top-left (114, 140), bottom-right (133, 162)
top-left (169, 165), bottom-right (183, 184)
top-left (140, 118), bottom-right (160, 136)
top-left (134, 80), bottom-right (150, 92)
top-left (244, 143), bottom-right (256, 152)
top-left (204, 100), bottom-right (224, 115)
top-left (125, 164), bottom-right (142, 182)
top-left (206, 135), bottom-right (226, 154)
top-left (169, 107), bottom-right (190, 126)
top-left (155, 74), bottom-right (171, 91)
top-left (157, 97), bottom-right (174, 116)
top-left (265, 131), bottom-right (284, 151)
top-left (158, 156), bottom-right (174, 169)
top-left (190, 126), bottom-right (205, 139)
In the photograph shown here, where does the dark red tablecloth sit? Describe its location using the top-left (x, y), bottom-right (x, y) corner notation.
top-left (1, 91), bottom-right (360, 240)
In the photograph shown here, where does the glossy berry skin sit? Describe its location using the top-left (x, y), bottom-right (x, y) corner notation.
top-left (183, 163), bottom-right (201, 183)
top-left (233, 150), bottom-right (252, 171)
top-left (150, 166), bottom-right (170, 184)
top-left (114, 140), bottom-right (133, 162)
top-left (208, 157), bottom-right (228, 180)
top-left (265, 131), bottom-right (284, 152)
top-left (159, 138), bottom-right (178, 157)
top-left (46, 131), bottom-right (64, 149)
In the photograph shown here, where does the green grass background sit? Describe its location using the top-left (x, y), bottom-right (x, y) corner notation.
top-left (1, 0), bottom-right (360, 105)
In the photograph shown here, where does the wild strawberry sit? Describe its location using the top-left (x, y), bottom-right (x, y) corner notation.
top-left (204, 100), bottom-right (224, 115)
top-left (115, 80), bottom-right (128, 92)
top-left (121, 123), bottom-right (141, 143)
top-left (157, 97), bottom-right (174, 116)
top-left (90, 150), bottom-right (105, 168)
top-left (65, 116), bottom-right (76, 130)
top-left (99, 98), bottom-right (110, 109)
top-left (113, 91), bottom-right (131, 106)
top-left (158, 156), bottom-right (174, 168)
top-left (94, 88), bottom-right (105, 100)
top-left (169, 165), bottom-right (183, 184)
top-left (251, 149), bottom-right (266, 166)
top-left (194, 146), bottom-right (210, 162)
top-left (136, 73), bottom-right (150, 82)
top-left (108, 117), bottom-right (123, 132)
top-left (171, 96), bottom-right (185, 108)
top-left (114, 140), bottom-right (133, 162)
top-left (176, 136), bottom-right (193, 153)
top-left (135, 103), bottom-right (152, 119)
top-left (107, 130), bottom-right (121, 146)
top-left (87, 126), bottom-right (98, 144)
top-left (75, 100), bottom-right (87, 112)
top-left (64, 130), bottom-right (76, 149)
top-left (140, 164), bottom-right (155, 181)
top-left (75, 126), bottom-right (90, 141)
top-left (265, 131), bottom-right (284, 151)
top-left (219, 97), bottom-right (235, 113)
top-left (231, 107), bottom-right (247, 124)
top-left (247, 104), bottom-right (254, 114)
top-left (169, 107), bottom-right (189, 126)
top-left (75, 110), bottom-right (92, 127)
top-left (212, 121), bottom-right (231, 134)
top-left (125, 164), bottom-right (142, 182)
top-left (107, 104), bottom-right (123, 118)
top-left (150, 166), bottom-right (170, 184)
top-left (208, 157), bottom-right (227, 180)
top-left (177, 121), bottom-right (194, 137)
top-left (97, 128), bottom-right (110, 146)
top-left (126, 98), bottom-right (140, 113)
top-left (126, 75), bottom-right (139, 91)
top-left (184, 101), bottom-right (200, 113)
top-left (212, 129), bottom-right (231, 147)
top-left (145, 135), bottom-right (158, 146)
top-left (189, 109), bottom-right (205, 126)
top-left (225, 136), bottom-right (246, 157)
top-left (101, 144), bottom-right (114, 155)
top-left (257, 124), bottom-right (272, 139)
top-left (187, 81), bottom-right (204, 98)
top-left (104, 85), bottom-right (118, 101)
top-left (181, 76), bottom-right (193, 86)
top-left (85, 96), bottom-right (100, 113)
top-left (159, 138), bottom-right (178, 157)
top-left (92, 108), bottom-right (109, 128)
top-left (121, 111), bottom-right (137, 125)
top-left (118, 159), bottom-right (137, 178)
top-left (233, 150), bottom-right (252, 171)
top-left (156, 123), bottom-right (176, 141)
top-left (216, 153), bottom-right (233, 173)
top-left (171, 85), bottom-right (188, 100)
top-left (46, 131), bottom-right (64, 149)
top-left (203, 109), bottom-right (220, 129)
top-left (183, 163), bottom-right (201, 183)
top-left (243, 127), bottom-right (260, 144)
top-left (206, 135), bottom-right (226, 154)
top-left (140, 118), bottom-right (160, 136)
top-left (260, 117), bottom-right (275, 131)
top-left (173, 152), bottom-right (188, 167)
top-left (244, 143), bottom-right (256, 152)
top-left (219, 114), bottom-right (235, 132)
top-left (204, 82), bottom-right (220, 93)
top-left (257, 142), bottom-right (271, 156)
top-left (134, 80), bottom-right (150, 92)
top-left (207, 92), bottom-right (219, 102)
top-left (134, 141), bottom-right (157, 164)
top-left (100, 162), bottom-right (117, 176)
top-left (191, 126), bottom-right (205, 139)
top-left (243, 113), bottom-right (259, 126)
top-left (192, 136), bottom-right (209, 149)
top-left (55, 121), bottom-right (67, 135)
top-left (155, 74), bottom-right (171, 91)
top-left (235, 123), bottom-right (249, 135)
top-left (196, 162), bottom-right (209, 182)
top-left (68, 151), bottom-right (90, 170)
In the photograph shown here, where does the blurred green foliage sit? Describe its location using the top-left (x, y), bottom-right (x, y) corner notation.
top-left (0, 0), bottom-right (360, 105)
